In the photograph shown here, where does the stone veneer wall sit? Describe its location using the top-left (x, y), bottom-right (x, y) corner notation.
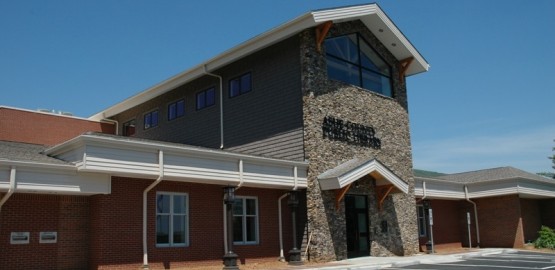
top-left (300, 20), bottom-right (419, 261)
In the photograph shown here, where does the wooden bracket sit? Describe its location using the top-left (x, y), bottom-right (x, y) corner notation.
top-left (334, 183), bottom-right (352, 211)
top-left (398, 57), bottom-right (414, 83)
top-left (316, 21), bottom-right (333, 53)
top-left (376, 184), bottom-right (395, 211)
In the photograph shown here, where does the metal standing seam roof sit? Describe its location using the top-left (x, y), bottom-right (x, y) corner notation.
top-left (429, 167), bottom-right (554, 185)
top-left (0, 140), bottom-right (69, 165)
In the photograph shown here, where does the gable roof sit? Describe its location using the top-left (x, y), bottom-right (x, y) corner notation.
top-left (435, 166), bottom-right (554, 185)
top-left (0, 140), bottom-right (68, 166)
top-left (89, 3), bottom-right (429, 121)
top-left (318, 157), bottom-right (408, 193)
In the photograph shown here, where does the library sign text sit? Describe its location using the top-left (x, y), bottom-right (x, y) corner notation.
top-left (322, 116), bottom-right (381, 149)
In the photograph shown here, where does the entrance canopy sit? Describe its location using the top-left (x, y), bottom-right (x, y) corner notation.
top-left (318, 158), bottom-right (408, 193)
top-left (318, 158), bottom-right (408, 210)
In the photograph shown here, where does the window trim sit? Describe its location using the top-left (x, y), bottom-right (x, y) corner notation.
top-left (416, 205), bottom-right (427, 237)
top-left (325, 33), bottom-right (393, 98)
top-left (155, 192), bottom-right (189, 248)
top-left (233, 196), bottom-right (259, 245)
top-left (229, 72), bottom-right (252, 98)
top-left (168, 98), bottom-right (185, 121)
top-left (143, 110), bottom-right (159, 130)
top-left (196, 87), bottom-right (216, 110)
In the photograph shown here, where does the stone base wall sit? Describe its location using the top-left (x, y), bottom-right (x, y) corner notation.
top-left (300, 20), bottom-right (418, 261)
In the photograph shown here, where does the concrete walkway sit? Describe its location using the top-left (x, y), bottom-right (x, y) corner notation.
top-left (292, 248), bottom-right (515, 270)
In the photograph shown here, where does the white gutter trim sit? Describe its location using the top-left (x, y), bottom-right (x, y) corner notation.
top-left (0, 159), bottom-right (76, 171)
top-left (239, 159), bottom-right (244, 188)
top-left (0, 166), bottom-right (16, 213)
top-left (203, 65), bottom-right (224, 149)
top-left (293, 166), bottom-right (298, 191)
top-left (464, 185), bottom-right (480, 247)
top-left (142, 150), bottom-right (164, 268)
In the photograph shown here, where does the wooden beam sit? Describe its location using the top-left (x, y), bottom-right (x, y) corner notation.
top-left (376, 184), bottom-right (395, 211)
top-left (398, 57), bottom-right (414, 83)
top-left (334, 183), bottom-right (352, 211)
top-left (315, 21), bottom-right (333, 53)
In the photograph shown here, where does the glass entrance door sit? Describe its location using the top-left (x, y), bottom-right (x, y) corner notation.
top-left (345, 195), bottom-right (369, 258)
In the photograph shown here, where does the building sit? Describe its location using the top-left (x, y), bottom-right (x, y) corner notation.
top-left (414, 167), bottom-right (555, 251)
top-left (0, 3), bottom-right (430, 269)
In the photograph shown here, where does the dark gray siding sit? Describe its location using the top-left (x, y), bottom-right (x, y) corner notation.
top-left (111, 35), bottom-right (304, 160)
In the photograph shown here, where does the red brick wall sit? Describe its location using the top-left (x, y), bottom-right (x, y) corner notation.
top-left (520, 199), bottom-right (542, 243)
top-left (417, 199), bottom-right (476, 251)
top-left (540, 199), bottom-right (555, 228)
top-left (476, 195), bottom-right (524, 248)
top-left (0, 107), bottom-right (114, 146)
top-left (90, 177), bottom-right (294, 269)
top-left (0, 194), bottom-right (89, 270)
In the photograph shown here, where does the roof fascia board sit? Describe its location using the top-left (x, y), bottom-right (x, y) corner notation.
top-left (47, 134), bottom-right (308, 168)
top-left (0, 159), bottom-right (76, 171)
top-left (320, 159), bottom-right (408, 193)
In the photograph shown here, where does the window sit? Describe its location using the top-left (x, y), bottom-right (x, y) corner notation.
top-left (168, 99), bottom-right (185, 121)
top-left (325, 33), bottom-right (392, 97)
top-left (229, 72), bottom-right (252, 98)
top-left (123, 119), bottom-right (136, 137)
top-left (144, 110), bottom-right (159, 130)
top-left (196, 87), bottom-right (215, 110)
top-left (156, 192), bottom-right (188, 247)
top-left (417, 205), bottom-right (427, 237)
top-left (233, 197), bottom-right (258, 244)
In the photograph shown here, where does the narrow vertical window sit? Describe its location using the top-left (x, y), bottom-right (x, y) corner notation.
top-left (417, 205), bottom-right (427, 237)
top-left (229, 72), bottom-right (252, 98)
top-left (233, 197), bottom-right (258, 244)
top-left (156, 193), bottom-right (188, 247)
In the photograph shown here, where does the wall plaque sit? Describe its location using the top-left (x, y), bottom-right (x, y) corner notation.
top-left (322, 116), bottom-right (381, 149)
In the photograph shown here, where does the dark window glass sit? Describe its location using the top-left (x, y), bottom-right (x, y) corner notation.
top-left (229, 73), bottom-right (252, 98)
top-left (168, 99), bottom-right (185, 121)
top-left (156, 193), bottom-right (188, 246)
top-left (123, 119), bottom-right (136, 137)
top-left (196, 88), bottom-right (215, 110)
top-left (325, 33), bottom-right (393, 97)
top-left (144, 110), bottom-right (158, 129)
top-left (232, 197), bottom-right (258, 244)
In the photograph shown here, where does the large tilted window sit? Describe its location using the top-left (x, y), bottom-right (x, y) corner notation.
top-left (325, 33), bottom-right (393, 97)
top-left (156, 192), bottom-right (188, 247)
top-left (233, 197), bottom-right (259, 245)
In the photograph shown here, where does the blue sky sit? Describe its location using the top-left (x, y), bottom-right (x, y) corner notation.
top-left (1, 0), bottom-right (554, 174)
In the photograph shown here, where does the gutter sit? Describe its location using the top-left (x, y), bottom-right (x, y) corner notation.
top-left (203, 65), bottom-right (224, 149)
top-left (142, 150), bottom-right (164, 269)
top-left (100, 118), bottom-right (119, 135)
top-left (464, 185), bottom-right (480, 247)
top-left (0, 166), bottom-right (16, 213)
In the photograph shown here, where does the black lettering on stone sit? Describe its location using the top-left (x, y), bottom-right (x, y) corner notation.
top-left (321, 116), bottom-right (381, 149)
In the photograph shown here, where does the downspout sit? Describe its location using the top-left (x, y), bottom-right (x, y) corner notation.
top-left (203, 65), bottom-right (224, 149)
top-left (142, 150), bottom-right (164, 269)
top-left (464, 185), bottom-right (480, 247)
top-left (416, 181), bottom-right (427, 203)
top-left (278, 166), bottom-right (299, 260)
top-left (278, 193), bottom-right (289, 261)
top-left (0, 166), bottom-right (16, 213)
top-left (100, 118), bottom-right (119, 135)
top-left (223, 159), bottom-right (245, 253)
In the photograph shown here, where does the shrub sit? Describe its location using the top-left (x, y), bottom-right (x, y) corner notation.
top-left (534, 226), bottom-right (555, 249)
